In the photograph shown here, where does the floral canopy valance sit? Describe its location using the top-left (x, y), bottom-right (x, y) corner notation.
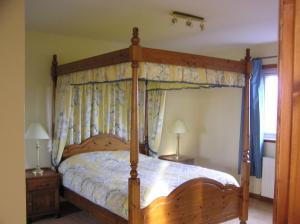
top-left (57, 62), bottom-right (245, 89)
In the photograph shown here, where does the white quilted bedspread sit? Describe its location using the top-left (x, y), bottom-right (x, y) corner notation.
top-left (58, 151), bottom-right (239, 219)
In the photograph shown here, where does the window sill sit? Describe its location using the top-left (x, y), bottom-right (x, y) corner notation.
top-left (264, 139), bottom-right (276, 143)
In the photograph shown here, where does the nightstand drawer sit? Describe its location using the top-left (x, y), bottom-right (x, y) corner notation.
top-left (27, 177), bottom-right (58, 191)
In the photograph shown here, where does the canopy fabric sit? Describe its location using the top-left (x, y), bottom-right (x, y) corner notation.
top-left (140, 62), bottom-right (245, 88)
top-left (57, 62), bottom-right (245, 89)
top-left (52, 80), bottom-right (166, 166)
top-left (66, 82), bottom-right (145, 145)
top-left (147, 90), bottom-right (166, 153)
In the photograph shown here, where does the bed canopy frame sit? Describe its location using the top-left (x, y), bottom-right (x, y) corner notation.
top-left (51, 27), bottom-right (252, 224)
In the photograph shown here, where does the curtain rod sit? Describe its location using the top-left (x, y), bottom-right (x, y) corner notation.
top-left (254, 55), bottom-right (278, 60)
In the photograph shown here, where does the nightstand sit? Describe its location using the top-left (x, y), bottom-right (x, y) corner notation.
top-left (26, 168), bottom-right (60, 222)
top-left (159, 154), bottom-right (195, 165)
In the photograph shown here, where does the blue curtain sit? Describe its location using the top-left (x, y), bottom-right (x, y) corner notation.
top-left (239, 59), bottom-right (264, 178)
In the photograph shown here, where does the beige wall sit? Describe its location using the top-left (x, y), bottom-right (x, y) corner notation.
top-left (0, 0), bottom-right (26, 223)
top-left (25, 31), bottom-right (127, 168)
top-left (159, 88), bottom-right (242, 177)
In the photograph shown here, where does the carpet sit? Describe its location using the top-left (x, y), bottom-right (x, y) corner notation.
top-left (33, 198), bottom-right (273, 224)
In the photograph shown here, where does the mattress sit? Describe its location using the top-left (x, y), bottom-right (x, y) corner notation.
top-left (58, 151), bottom-right (239, 219)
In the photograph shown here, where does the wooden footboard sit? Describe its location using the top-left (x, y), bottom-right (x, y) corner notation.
top-left (61, 178), bottom-right (241, 224)
top-left (142, 178), bottom-right (241, 224)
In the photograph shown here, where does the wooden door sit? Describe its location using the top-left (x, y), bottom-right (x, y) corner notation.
top-left (274, 0), bottom-right (300, 223)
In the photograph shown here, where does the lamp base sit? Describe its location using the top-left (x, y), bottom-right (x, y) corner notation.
top-left (32, 167), bottom-right (44, 176)
top-left (176, 133), bottom-right (180, 160)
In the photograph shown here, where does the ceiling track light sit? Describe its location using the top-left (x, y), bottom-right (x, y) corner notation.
top-left (171, 11), bottom-right (206, 30)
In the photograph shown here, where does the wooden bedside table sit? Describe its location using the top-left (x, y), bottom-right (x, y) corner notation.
top-left (159, 154), bottom-right (195, 165)
top-left (26, 168), bottom-right (60, 222)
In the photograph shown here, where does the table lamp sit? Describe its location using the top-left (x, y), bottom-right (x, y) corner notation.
top-left (25, 123), bottom-right (50, 176)
top-left (171, 119), bottom-right (187, 159)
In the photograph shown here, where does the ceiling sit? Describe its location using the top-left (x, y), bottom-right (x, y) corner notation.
top-left (26, 0), bottom-right (279, 54)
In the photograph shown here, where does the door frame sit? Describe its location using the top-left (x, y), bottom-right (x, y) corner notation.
top-left (274, 0), bottom-right (299, 223)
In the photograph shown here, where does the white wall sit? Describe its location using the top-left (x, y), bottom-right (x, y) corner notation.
top-left (159, 88), bottom-right (242, 179)
top-left (25, 31), bottom-right (126, 168)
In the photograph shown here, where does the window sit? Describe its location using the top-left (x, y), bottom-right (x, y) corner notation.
top-left (263, 67), bottom-right (278, 141)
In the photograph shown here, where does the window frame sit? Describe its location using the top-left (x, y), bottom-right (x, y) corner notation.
top-left (262, 64), bottom-right (278, 143)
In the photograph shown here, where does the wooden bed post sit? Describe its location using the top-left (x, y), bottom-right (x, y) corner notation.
top-left (129, 27), bottom-right (141, 224)
top-left (51, 55), bottom-right (58, 145)
top-left (144, 81), bottom-right (150, 156)
top-left (240, 48), bottom-right (251, 224)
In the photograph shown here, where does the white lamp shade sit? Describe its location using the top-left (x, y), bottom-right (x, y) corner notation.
top-left (171, 119), bottom-right (187, 134)
top-left (25, 123), bottom-right (50, 140)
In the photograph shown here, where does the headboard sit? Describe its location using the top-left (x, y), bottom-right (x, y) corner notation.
top-left (62, 134), bottom-right (130, 160)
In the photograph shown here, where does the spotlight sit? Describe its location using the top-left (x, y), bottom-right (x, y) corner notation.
top-left (186, 19), bottom-right (192, 27)
top-left (171, 17), bottom-right (178, 24)
top-left (200, 22), bottom-right (205, 31)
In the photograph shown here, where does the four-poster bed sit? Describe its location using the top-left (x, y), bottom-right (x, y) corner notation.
top-left (51, 27), bottom-right (252, 224)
